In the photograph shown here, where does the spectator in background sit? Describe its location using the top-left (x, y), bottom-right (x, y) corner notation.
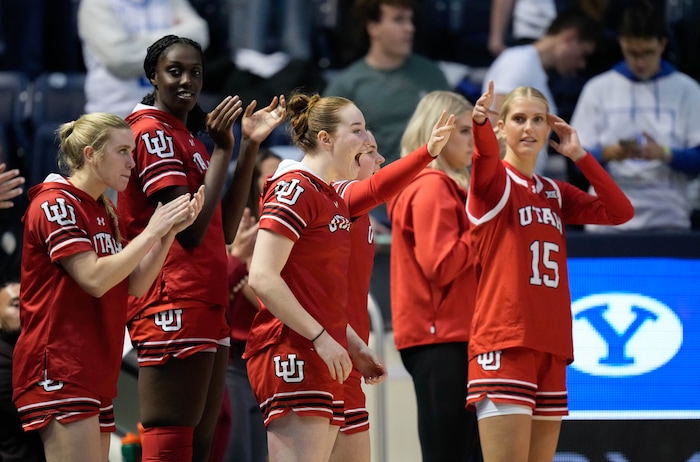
top-left (488, 0), bottom-right (561, 56)
top-left (482, 7), bottom-right (599, 176)
top-left (0, 279), bottom-right (45, 462)
top-left (570, 1), bottom-right (700, 233)
top-left (78, 0), bottom-right (209, 118)
top-left (323, 0), bottom-right (450, 165)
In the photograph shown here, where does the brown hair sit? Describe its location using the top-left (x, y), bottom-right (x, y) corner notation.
top-left (353, 0), bottom-right (416, 50)
top-left (286, 93), bottom-right (355, 153)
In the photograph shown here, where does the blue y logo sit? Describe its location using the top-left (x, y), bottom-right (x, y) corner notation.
top-left (571, 293), bottom-right (682, 377)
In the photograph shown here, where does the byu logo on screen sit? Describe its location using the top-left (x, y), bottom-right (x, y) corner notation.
top-left (571, 293), bottom-right (682, 377)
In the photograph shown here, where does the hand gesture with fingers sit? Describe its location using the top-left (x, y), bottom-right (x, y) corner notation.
top-left (207, 95), bottom-right (244, 151)
top-left (548, 114), bottom-right (586, 162)
top-left (473, 80), bottom-right (498, 125)
top-left (242, 95), bottom-right (287, 145)
top-left (426, 110), bottom-right (456, 158)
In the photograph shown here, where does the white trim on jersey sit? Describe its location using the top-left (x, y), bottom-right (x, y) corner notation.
top-left (467, 176), bottom-right (512, 226)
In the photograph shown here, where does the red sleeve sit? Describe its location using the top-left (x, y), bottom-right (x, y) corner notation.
top-left (227, 254), bottom-right (248, 293)
top-left (557, 154), bottom-right (634, 225)
top-left (411, 175), bottom-right (471, 287)
top-left (337, 145), bottom-right (433, 217)
top-left (258, 173), bottom-right (316, 242)
top-left (131, 118), bottom-right (189, 197)
top-left (30, 191), bottom-right (96, 262)
top-left (468, 119), bottom-right (508, 220)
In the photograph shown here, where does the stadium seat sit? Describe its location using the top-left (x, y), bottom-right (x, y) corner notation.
top-left (0, 71), bottom-right (31, 166)
top-left (0, 71), bottom-right (31, 124)
top-left (28, 122), bottom-right (61, 187)
top-left (31, 72), bottom-right (86, 125)
top-left (26, 73), bottom-right (85, 186)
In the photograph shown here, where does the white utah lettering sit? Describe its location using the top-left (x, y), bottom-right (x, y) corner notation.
top-left (518, 206), bottom-right (562, 234)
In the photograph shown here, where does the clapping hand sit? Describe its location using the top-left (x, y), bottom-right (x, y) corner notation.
top-left (242, 94), bottom-right (287, 145)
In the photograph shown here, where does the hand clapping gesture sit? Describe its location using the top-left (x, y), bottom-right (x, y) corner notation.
top-left (242, 94), bottom-right (287, 145)
top-left (146, 185), bottom-right (205, 239)
top-left (207, 95), bottom-right (244, 152)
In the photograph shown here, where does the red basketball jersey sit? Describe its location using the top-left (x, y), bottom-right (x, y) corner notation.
top-left (467, 121), bottom-right (634, 362)
top-left (118, 106), bottom-right (228, 318)
top-left (245, 161), bottom-right (352, 357)
top-left (15, 177), bottom-right (128, 399)
top-left (333, 145), bottom-right (434, 342)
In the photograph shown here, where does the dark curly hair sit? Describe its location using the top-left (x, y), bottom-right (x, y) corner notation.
top-left (141, 35), bottom-right (208, 135)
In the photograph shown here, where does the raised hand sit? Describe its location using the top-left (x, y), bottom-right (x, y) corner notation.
top-left (426, 110), bottom-right (456, 158)
top-left (473, 80), bottom-right (497, 125)
top-left (207, 95), bottom-right (244, 151)
top-left (241, 94), bottom-right (287, 145)
top-left (548, 114), bottom-right (586, 162)
top-left (0, 163), bottom-right (24, 209)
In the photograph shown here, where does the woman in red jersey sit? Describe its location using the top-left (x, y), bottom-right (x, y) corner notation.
top-left (244, 93), bottom-right (388, 462)
top-left (14, 112), bottom-right (201, 462)
top-left (467, 81), bottom-right (633, 462)
top-left (116, 35), bottom-right (286, 461)
top-left (329, 118), bottom-right (456, 462)
top-left (388, 90), bottom-right (481, 462)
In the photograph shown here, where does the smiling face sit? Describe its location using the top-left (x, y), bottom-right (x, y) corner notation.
top-left (498, 96), bottom-right (551, 161)
top-left (356, 131), bottom-right (385, 181)
top-left (92, 128), bottom-right (136, 192)
top-left (326, 104), bottom-right (369, 181)
top-left (152, 43), bottom-right (203, 120)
